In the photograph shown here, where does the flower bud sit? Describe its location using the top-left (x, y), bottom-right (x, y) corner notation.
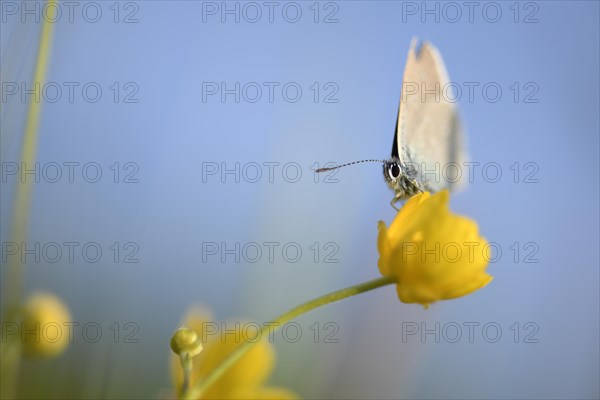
top-left (170, 327), bottom-right (203, 357)
top-left (21, 292), bottom-right (71, 358)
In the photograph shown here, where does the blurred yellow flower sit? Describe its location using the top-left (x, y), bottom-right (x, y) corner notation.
top-left (377, 190), bottom-right (493, 308)
top-left (171, 306), bottom-right (297, 399)
top-left (20, 292), bottom-right (72, 358)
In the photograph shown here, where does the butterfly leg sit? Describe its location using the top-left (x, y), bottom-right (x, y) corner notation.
top-left (390, 195), bottom-right (401, 211)
top-left (413, 179), bottom-right (424, 194)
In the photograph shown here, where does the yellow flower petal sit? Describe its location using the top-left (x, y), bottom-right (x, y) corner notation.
top-left (377, 190), bottom-right (493, 308)
top-left (387, 191), bottom-right (432, 240)
top-left (196, 319), bottom-right (275, 399)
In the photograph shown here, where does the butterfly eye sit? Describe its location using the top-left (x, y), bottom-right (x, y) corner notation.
top-left (389, 164), bottom-right (400, 179)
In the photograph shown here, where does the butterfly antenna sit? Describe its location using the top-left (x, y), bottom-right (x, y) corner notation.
top-left (316, 159), bottom-right (386, 173)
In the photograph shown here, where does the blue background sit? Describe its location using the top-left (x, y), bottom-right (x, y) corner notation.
top-left (1, 1), bottom-right (599, 398)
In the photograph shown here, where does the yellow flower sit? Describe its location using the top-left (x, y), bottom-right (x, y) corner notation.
top-left (377, 190), bottom-right (493, 308)
top-left (20, 292), bottom-right (72, 358)
top-left (171, 306), bottom-right (298, 399)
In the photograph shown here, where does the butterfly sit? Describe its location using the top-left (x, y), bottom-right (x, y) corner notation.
top-left (318, 38), bottom-right (466, 209)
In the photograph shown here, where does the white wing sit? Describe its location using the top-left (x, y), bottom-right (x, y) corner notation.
top-left (396, 38), bottom-right (467, 192)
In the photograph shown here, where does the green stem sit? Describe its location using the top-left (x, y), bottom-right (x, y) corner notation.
top-left (179, 353), bottom-right (192, 397)
top-left (4, 0), bottom-right (56, 311)
top-left (183, 275), bottom-right (397, 400)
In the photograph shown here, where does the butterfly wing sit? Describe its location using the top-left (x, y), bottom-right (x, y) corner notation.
top-left (395, 38), bottom-right (467, 192)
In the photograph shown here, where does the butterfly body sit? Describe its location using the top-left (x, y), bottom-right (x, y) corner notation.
top-left (383, 157), bottom-right (422, 201)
